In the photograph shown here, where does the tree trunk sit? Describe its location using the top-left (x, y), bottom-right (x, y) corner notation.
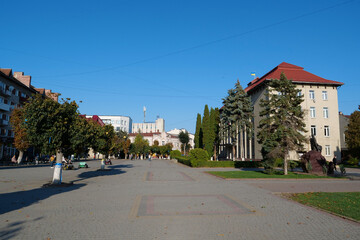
top-left (213, 144), bottom-right (217, 161)
top-left (52, 150), bottom-right (63, 184)
top-left (17, 150), bottom-right (24, 164)
top-left (232, 144), bottom-right (236, 161)
top-left (101, 159), bottom-right (105, 170)
top-left (284, 154), bottom-right (288, 175)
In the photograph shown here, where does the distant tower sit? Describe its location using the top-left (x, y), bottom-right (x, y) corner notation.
top-left (143, 106), bottom-right (146, 123)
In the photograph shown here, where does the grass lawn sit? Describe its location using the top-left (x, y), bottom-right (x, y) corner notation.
top-left (289, 192), bottom-right (360, 221)
top-left (206, 171), bottom-right (334, 179)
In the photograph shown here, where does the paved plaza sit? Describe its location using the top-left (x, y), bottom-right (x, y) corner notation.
top-left (0, 159), bottom-right (360, 240)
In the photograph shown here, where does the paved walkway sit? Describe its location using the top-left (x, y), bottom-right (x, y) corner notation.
top-left (0, 159), bottom-right (359, 240)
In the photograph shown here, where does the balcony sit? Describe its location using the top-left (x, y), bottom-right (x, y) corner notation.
top-left (0, 103), bottom-right (10, 112)
top-left (0, 119), bottom-right (9, 126)
top-left (20, 96), bottom-right (28, 102)
top-left (0, 88), bottom-right (11, 97)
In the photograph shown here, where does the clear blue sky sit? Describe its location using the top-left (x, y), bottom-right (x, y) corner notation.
top-left (1, 0), bottom-right (359, 133)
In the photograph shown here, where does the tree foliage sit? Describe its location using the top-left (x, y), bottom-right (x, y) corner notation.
top-left (220, 80), bottom-right (253, 159)
top-left (257, 72), bottom-right (306, 174)
top-left (131, 134), bottom-right (149, 155)
top-left (23, 95), bottom-right (79, 155)
top-left (345, 106), bottom-right (360, 158)
top-left (209, 107), bottom-right (220, 159)
top-left (202, 105), bottom-right (212, 156)
top-left (178, 131), bottom-right (190, 154)
top-left (10, 107), bottom-right (30, 151)
top-left (194, 113), bottom-right (202, 148)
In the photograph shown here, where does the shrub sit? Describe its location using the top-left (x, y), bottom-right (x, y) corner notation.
top-left (170, 150), bottom-right (182, 159)
top-left (177, 157), bottom-right (191, 166)
top-left (189, 148), bottom-right (209, 167)
top-left (348, 157), bottom-right (359, 166)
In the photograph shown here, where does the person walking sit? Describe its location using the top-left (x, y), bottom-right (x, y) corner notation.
top-left (332, 155), bottom-right (337, 171)
top-left (50, 155), bottom-right (55, 168)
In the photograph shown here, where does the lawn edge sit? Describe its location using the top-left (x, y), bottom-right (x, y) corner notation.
top-left (281, 192), bottom-right (360, 224)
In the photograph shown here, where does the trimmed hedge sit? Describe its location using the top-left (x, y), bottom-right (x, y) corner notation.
top-left (177, 158), bottom-right (191, 167)
top-left (189, 148), bottom-right (209, 167)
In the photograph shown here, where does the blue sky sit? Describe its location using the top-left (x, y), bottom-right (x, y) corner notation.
top-left (1, 0), bottom-right (359, 133)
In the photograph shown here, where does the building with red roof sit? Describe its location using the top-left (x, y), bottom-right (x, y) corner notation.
top-left (219, 62), bottom-right (344, 161)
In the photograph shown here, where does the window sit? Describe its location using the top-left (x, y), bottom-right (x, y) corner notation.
top-left (297, 90), bottom-right (302, 97)
top-left (116, 127), bottom-right (120, 131)
top-left (121, 120), bottom-right (123, 125)
top-left (322, 91), bottom-right (328, 100)
top-left (324, 126), bottom-right (330, 137)
top-left (309, 90), bottom-right (315, 100)
top-left (310, 107), bottom-right (316, 118)
top-left (311, 125), bottom-right (316, 136)
top-left (325, 145), bottom-right (331, 156)
top-left (323, 107), bottom-right (329, 118)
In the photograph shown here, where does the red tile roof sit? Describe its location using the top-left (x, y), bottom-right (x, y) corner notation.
top-left (129, 132), bottom-right (162, 137)
top-left (244, 62), bottom-right (344, 93)
top-left (0, 68), bottom-right (12, 76)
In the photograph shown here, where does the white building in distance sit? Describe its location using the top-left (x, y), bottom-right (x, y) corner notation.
top-left (132, 117), bottom-right (165, 133)
top-left (97, 115), bottom-right (132, 133)
top-left (129, 128), bottom-right (194, 151)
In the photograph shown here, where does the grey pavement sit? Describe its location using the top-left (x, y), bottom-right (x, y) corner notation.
top-left (0, 159), bottom-right (359, 240)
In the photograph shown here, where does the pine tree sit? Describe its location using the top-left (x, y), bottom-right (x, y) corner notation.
top-left (210, 108), bottom-right (220, 160)
top-left (345, 106), bottom-right (360, 158)
top-left (202, 105), bottom-right (212, 156)
top-left (194, 113), bottom-right (202, 148)
top-left (257, 72), bottom-right (306, 175)
top-left (220, 80), bottom-right (253, 160)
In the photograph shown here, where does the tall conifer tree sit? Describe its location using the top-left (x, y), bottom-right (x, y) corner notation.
top-left (194, 113), bottom-right (202, 148)
top-left (220, 80), bottom-right (253, 160)
top-left (202, 105), bottom-right (212, 155)
top-left (210, 107), bottom-right (220, 159)
top-left (257, 72), bottom-right (306, 175)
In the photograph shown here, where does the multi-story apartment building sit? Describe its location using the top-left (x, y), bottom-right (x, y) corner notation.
top-left (0, 69), bottom-right (58, 159)
top-left (132, 117), bottom-right (165, 133)
top-left (219, 62), bottom-right (343, 161)
top-left (97, 115), bottom-right (132, 133)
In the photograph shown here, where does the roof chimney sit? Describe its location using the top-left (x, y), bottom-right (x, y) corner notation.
top-left (13, 72), bottom-right (31, 87)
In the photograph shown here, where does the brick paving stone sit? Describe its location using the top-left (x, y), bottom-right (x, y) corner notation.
top-left (0, 159), bottom-right (359, 239)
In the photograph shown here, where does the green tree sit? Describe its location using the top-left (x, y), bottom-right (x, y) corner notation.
top-left (345, 106), bottom-right (360, 158)
top-left (10, 107), bottom-right (30, 164)
top-left (210, 107), bottom-right (220, 160)
top-left (257, 72), bottom-right (306, 175)
top-left (69, 116), bottom-right (96, 159)
top-left (132, 134), bottom-right (149, 158)
top-left (202, 105), bottom-right (212, 156)
top-left (178, 131), bottom-right (190, 155)
top-left (194, 113), bottom-right (202, 148)
top-left (95, 124), bottom-right (115, 158)
top-left (220, 80), bottom-right (253, 160)
top-left (23, 95), bottom-right (79, 184)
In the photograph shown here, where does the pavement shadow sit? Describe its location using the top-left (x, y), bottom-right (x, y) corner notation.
top-left (0, 184), bottom-right (86, 215)
top-left (73, 169), bottom-right (126, 183)
top-left (0, 217), bottom-right (43, 240)
top-left (107, 164), bottom-right (133, 169)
